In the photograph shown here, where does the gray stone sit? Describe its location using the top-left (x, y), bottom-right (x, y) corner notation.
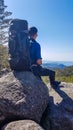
top-left (0, 68), bottom-right (11, 78)
top-left (2, 120), bottom-right (44, 130)
top-left (0, 71), bottom-right (49, 123)
top-left (41, 82), bottom-right (73, 130)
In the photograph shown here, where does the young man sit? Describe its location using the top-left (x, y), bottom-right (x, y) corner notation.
top-left (29, 27), bottom-right (60, 88)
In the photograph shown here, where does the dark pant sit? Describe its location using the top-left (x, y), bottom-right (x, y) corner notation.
top-left (31, 65), bottom-right (55, 84)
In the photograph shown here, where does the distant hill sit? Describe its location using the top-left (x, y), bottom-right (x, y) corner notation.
top-left (42, 65), bottom-right (73, 84)
top-left (56, 65), bottom-right (73, 76)
top-left (42, 63), bottom-right (66, 69)
top-left (55, 65), bottom-right (73, 83)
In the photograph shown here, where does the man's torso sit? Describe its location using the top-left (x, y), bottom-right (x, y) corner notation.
top-left (29, 38), bottom-right (42, 65)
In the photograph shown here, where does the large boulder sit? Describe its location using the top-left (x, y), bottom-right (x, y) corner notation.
top-left (41, 82), bottom-right (73, 130)
top-left (0, 71), bottom-right (49, 124)
top-left (2, 120), bottom-right (44, 130)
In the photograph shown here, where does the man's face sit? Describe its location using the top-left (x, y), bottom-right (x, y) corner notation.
top-left (34, 33), bottom-right (38, 39)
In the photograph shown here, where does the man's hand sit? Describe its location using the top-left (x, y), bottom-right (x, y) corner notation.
top-left (36, 59), bottom-right (42, 65)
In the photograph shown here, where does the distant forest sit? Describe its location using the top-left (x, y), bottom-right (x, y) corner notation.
top-left (0, 44), bottom-right (9, 70)
top-left (0, 0), bottom-right (12, 70)
top-left (42, 65), bottom-right (73, 84)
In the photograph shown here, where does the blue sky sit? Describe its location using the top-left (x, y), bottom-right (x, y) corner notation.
top-left (5, 0), bottom-right (73, 61)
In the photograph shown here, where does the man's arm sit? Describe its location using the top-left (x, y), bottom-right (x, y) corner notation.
top-left (36, 44), bottom-right (42, 65)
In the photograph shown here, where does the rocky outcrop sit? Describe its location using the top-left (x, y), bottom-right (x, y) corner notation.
top-left (0, 71), bottom-right (49, 126)
top-left (2, 120), bottom-right (44, 130)
top-left (41, 82), bottom-right (73, 130)
top-left (0, 70), bottom-right (73, 130)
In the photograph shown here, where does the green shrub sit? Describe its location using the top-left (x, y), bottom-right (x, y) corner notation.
top-left (0, 44), bottom-right (9, 70)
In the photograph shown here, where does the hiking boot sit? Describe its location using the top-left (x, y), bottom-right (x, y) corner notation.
top-left (51, 81), bottom-right (61, 88)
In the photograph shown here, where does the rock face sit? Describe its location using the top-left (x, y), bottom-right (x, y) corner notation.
top-left (0, 71), bottom-right (49, 124)
top-left (41, 82), bottom-right (73, 130)
top-left (2, 120), bottom-right (44, 130)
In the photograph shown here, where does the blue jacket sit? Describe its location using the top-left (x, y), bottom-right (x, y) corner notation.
top-left (29, 38), bottom-right (42, 65)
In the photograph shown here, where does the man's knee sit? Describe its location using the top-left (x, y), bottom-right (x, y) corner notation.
top-left (51, 70), bottom-right (55, 76)
top-left (52, 70), bottom-right (55, 74)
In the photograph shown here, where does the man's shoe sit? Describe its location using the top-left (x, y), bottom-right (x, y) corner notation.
top-left (51, 81), bottom-right (61, 88)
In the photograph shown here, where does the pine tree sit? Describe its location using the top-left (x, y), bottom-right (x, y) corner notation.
top-left (0, 0), bottom-right (12, 44)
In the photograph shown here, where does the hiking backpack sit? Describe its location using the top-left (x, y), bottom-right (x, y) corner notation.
top-left (8, 19), bottom-right (30, 71)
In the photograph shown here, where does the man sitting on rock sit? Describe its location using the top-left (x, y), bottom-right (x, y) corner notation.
top-left (29, 27), bottom-right (61, 88)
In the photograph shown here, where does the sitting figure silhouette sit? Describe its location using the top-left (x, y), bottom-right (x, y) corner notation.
top-left (29, 27), bottom-right (61, 88)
